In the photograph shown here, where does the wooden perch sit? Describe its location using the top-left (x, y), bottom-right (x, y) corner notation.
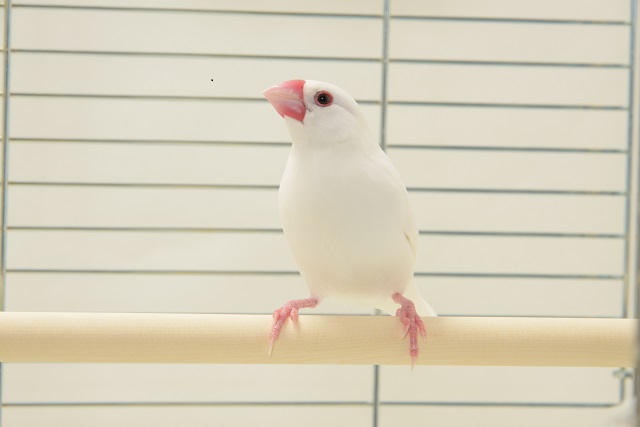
top-left (0, 312), bottom-right (634, 367)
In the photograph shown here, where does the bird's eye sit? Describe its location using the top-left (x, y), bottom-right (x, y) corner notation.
top-left (314, 91), bottom-right (333, 107)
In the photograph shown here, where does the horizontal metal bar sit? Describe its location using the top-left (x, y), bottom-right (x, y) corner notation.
top-left (388, 144), bottom-right (628, 154)
top-left (8, 182), bottom-right (280, 190)
top-left (11, 92), bottom-right (379, 105)
top-left (419, 230), bottom-right (625, 239)
top-left (12, 91), bottom-right (382, 106)
top-left (382, 401), bottom-right (619, 408)
top-left (390, 100), bottom-right (627, 111)
top-left (12, 4), bottom-right (630, 27)
top-left (7, 226), bottom-right (283, 234)
top-left (0, 400), bottom-right (620, 408)
top-left (5, 268), bottom-right (301, 276)
top-left (12, 48), bottom-right (381, 63)
top-left (0, 311), bottom-right (620, 319)
top-left (12, 49), bottom-right (629, 69)
top-left (5, 269), bottom-right (623, 281)
top-left (9, 182), bottom-right (625, 196)
top-left (391, 58), bottom-right (630, 68)
top-left (12, 138), bottom-right (627, 154)
top-left (6, 226), bottom-right (625, 240)
top-left (12, 92), bottom-right (626, 111)
top-left (406, 187), bottom-right (627, 196)
top-left (12, 93), bottom-right (268, 103)
top-left (12, 4), bottom-right (382, 19)
top-left (11, 137), bottom-right (292, 147)
top-left (0, 311), bottom-right (613, 320)
top-left (2, 401), bottom-right (371, 407)
top-left (391, 15), bottom-right (630, 26)
top-left (415, 272), bottom-right (625, 280)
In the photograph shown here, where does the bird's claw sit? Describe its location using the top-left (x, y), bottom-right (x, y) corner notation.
top-left (268, 336), bottom-right (276, 357)
top-left (268, 297), bottom-right (319, 356)
top-left (269, 305), bottom-right (294, 356)
top-left (392, 293), bottom-right (427, 369)
top-left (269, 307), bottom-right (290, 356)
top-left (290, 307), bottom-right (299, 328)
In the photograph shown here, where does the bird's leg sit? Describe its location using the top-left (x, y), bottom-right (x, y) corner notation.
top-left (392, 292), bottom-right (427, 368)
top-left (269, 297), bottom-right (319, 355)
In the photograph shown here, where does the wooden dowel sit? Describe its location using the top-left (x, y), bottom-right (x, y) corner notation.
top-left (0, 312), bottom-right (634, 367)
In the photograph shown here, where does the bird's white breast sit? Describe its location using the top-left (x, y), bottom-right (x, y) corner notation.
top-left (278, 143), bottom-right (417, 308)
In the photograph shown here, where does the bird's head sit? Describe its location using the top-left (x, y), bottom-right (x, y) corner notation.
top-left (263, 80), bottom-right (371, 147)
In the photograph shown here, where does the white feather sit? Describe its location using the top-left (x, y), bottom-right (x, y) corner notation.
top-left (277, 80), bottom-right (436, 317)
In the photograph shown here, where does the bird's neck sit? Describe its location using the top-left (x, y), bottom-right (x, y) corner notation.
top-left (290, 128), bottom-right (378, 157)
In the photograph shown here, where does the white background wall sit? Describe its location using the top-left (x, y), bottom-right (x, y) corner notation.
top-left (2, 1), bottom-right (638, 426)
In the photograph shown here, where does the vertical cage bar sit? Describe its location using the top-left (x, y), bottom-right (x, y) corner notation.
top-left (1, 0), bottom-right (12, 308)
top-left (622, 0), bottom-right (638, 405)
top-left (373, 1), bottom-right (391, 426)
top-left (379, 0), bottom-right (390, 153)
top-left (625, 0), bottom-right (640, 420)
top-left (372, 363), bottom-right (381, 427)
top-left (0, 0), bottom-right (11, 424)
top-left (625, 0), bottom-right (638, 321)
top-left (626, 0), bottom-right (640, 420)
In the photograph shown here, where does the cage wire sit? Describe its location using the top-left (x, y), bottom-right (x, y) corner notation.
top-left (0, 1), bottom-right (638, 426)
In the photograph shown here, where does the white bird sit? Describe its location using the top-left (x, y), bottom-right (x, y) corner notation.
top-left (263, 79), bottom-right (436, 366)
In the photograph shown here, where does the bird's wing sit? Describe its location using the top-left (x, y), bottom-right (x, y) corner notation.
top-left (374, 148), bottom-right (419, 260)
top-left (372, 149), bottom-right (436, 316)
top-left (402, 200), bottom-right (419, 261)
top-left (404, 232), bottom-right (417, 258)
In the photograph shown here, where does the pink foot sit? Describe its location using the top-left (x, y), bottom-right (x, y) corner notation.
top-left (269, 297), bottom-right (319, 355)
top-left (392, 293), bottom-right (427, 368)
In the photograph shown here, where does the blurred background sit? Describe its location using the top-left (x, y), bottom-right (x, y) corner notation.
top-left (1, 0), bottom-right (638, 426)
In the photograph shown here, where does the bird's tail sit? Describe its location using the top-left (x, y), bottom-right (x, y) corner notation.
top-left (405, 282), bottom-right (437, 317)
top-left (378, 281), bottom-right (437, 317)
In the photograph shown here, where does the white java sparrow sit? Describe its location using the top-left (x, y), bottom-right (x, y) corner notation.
top-left (263, 79), bottom-right (436, 365)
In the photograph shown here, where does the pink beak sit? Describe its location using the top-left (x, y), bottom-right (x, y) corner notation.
top-left (263, 80), bottom-right (306, 122)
